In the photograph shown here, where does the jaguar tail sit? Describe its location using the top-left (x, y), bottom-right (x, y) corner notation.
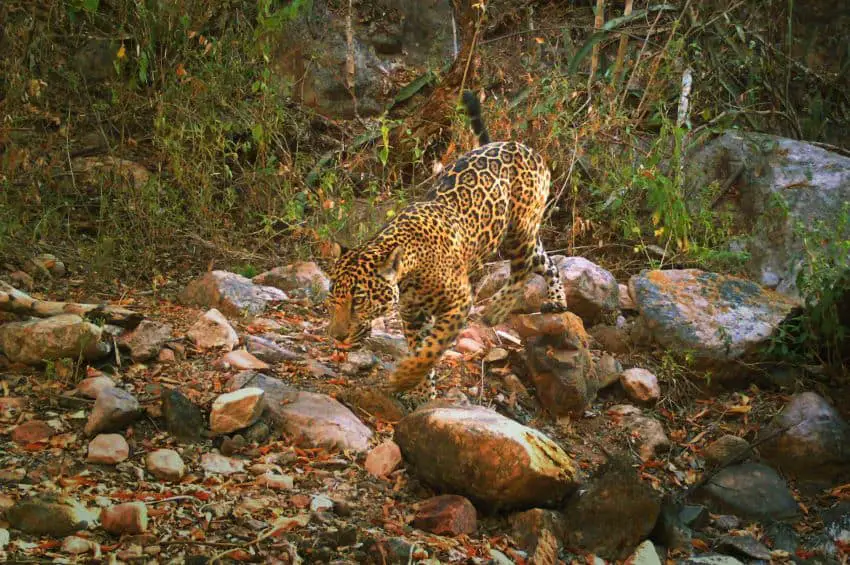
top-left (461, 90), bottom-right (491, 146)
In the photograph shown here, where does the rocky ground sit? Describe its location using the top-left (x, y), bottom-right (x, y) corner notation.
top-left (0, 254), bottom-right (849, 564)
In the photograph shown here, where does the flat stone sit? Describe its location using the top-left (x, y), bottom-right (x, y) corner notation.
top-left (218, 350), bottom-right (270, 371)
top-left (244, 335), bottom-right (299, 363)
top-left (11, 420), bottom-right (55, 445)
top-left (0, 313), bottom-right (108, 365)
top-left (715, 534), bottom-right (772, 561)
top-left (629, 269), bottom-right (801, 365)
top-left (76, 376), bottom-right (116, 399)
top-left (6, 495), bottom-right (96, 536)
top-left (697, 462), bottom-right (798, 520)
top-left (200, 452), bottom-right (246, 475)
top-left (395, 404), bottom-right (580, 510)
top-left (412, 495), bottom-right (477, 536)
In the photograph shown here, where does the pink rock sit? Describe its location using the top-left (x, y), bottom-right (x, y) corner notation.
top-left (620, 368), bottom-right (661, 403)
top-left (413, 495), bottom-right (477, 536)
top-left (219, 350), bottom-right (270, 371)
top-left (101, 502), bottom-right (148, 535)
top-left (87, 434), bottom-right (130, 464)
top-left (11, 420), bottom-right (54, 444)
top-left (76, 376), bottom-right (116, 399)
top-left (364, 440), bottom-right (403, 478)
top-left (186, 308), bottom-right (239, 351)
top-left (145, 449), bottom-right (185, 482)
top-left (455, 337), bottom-right (484, 355)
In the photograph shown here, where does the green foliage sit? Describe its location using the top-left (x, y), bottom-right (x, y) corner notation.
top-left (772, 204), bottom-right (850, 368)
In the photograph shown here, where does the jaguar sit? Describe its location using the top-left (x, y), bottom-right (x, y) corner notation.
top-left (326, 91), bottom-right (568, 393)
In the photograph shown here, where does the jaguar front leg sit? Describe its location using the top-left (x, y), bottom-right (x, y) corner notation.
top-left (388, 297), bottom-right (472, 393)
top-left (399, 298), bottom-right (437, 398)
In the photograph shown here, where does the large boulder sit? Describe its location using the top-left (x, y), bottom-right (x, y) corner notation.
top-left (684, 130), bottom-right (850, 297)
top-left (228, 372), bottom-right (372, 453)
top-left (629, 269), bottom-right (800, 365)
top-left (180, 271), bottom-right (287, 318)
top-left (395, 404), bottom-right (581, 510)
top-left (0, 314), bottom-right (108, 365)
top-left (269, 0), bottom-right (456, 118)
top-left (758, 392), bottom-right (850, 484)
top-left (252, 261), bottom-right (330, 303)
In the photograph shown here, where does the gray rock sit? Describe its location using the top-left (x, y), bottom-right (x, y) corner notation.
top-left (715, 534), bottom-right (772, 561)
top-left (269, 0), bottom-right (455, 118)
top-left (180, 270), bottom-right (287, 318)
top-left (395, 404), bottom-right (581, 510)
top-left (6, 496), bottom-right (96, 536)
top-left (697, 462), bottom-right (798, 520)
top-left (765, 521), bottom-right (799, 554)
top-left (681, 556), bottom-right (744, 565)
top-left (0, 313), bottom-right (108, 365)
top-left (84, 387), bottom-right (143, 436)
top-left (117, 319), bottom-right (172, 361)
top-left (758, 392), bottom-right (850, 483)
top-left (252, 261), bottom-right (330, 303)
top-left (244, 335), bottom-right (299, 363)
top-left (562, 459), bottom-right (662, 561)
top-left (703, 435), bottom-right (751, 467)
top-left (630, 269), bottom-right (801, 365)
top-left (228, 372), bottom-right (372, 453)
top-left (557, 256), bottom-right (621, 324)
top-left (161, 388), bottom-right (206, 443)
top-left (652, 498), bottom-right (692, 552)
top-left (684, 130), bottom-right (850, 297)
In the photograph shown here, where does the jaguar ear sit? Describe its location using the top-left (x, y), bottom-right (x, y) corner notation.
top-left (378, 246), bottom-right (403, 282)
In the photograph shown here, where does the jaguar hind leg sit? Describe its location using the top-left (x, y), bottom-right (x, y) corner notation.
top-left (532, 238), bottom-right (568, 313)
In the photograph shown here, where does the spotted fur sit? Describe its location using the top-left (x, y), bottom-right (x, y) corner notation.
top-left (326, 91), bottom-right (568, 392)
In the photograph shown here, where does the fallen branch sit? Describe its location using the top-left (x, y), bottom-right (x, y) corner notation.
top-left (0, 281), bottom-right (143, 329)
